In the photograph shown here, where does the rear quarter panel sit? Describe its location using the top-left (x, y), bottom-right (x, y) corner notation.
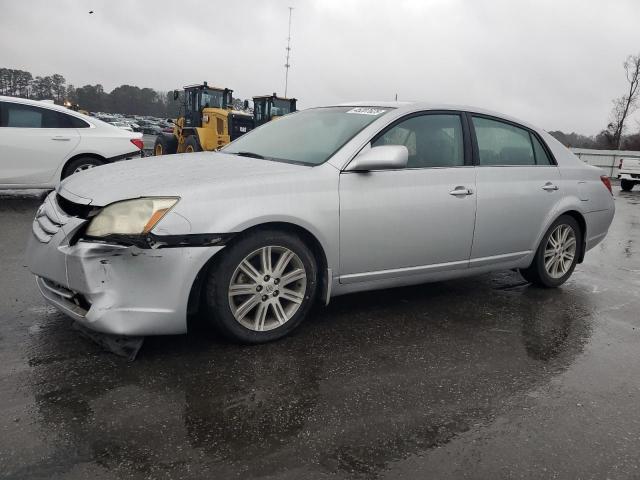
top-left (543, 132), bottom-right (615, 250)
top-left (76, 123), bottom-right (141, 159)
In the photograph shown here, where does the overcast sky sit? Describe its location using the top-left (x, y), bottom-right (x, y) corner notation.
top-left (2, 0), bottom-right (639, 135)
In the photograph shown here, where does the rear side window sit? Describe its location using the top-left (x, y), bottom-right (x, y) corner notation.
top-left (373, 114), bottom-right (464, 168)
top-left (473, 116), bottom-right (536, 166)
top-left (531, 134), bottom-right (553, 165)
top-left (0, 102), bottom-right (90, 128)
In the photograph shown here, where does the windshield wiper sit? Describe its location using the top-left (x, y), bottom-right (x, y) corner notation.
top-left (235, 151), bottom-right (266, 159)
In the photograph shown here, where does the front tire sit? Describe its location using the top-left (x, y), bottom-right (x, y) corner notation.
top-left (621, 179), bottom-right (634, 191)
top-left (520, 215), bottom-right (581, 288)
top-left (154, 133), bottom-right (178, 156)
top-left (204, 230), bottom-right (318, 343)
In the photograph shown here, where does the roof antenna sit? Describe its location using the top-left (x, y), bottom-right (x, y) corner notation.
top-left (284, 7), bottom-right (294, 98)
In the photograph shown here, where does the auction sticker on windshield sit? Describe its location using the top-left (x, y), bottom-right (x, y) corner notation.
top-left (346, 107), bottom-right (387, 115)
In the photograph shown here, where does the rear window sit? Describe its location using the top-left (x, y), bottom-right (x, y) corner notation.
top-left (0, 101), bottom-right (90, 128)
top-left (472, 116), bottom-right (554, 166)
top-left (473, 116), bottom-right (535, 166)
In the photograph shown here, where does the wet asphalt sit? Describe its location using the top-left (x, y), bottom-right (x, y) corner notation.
top-left (1, 188), bottom-right (639, 480)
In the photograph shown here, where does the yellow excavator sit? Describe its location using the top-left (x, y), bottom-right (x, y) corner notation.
top-left (252, 93), bottom-right (297, 127)
top-left (154, 82), bottom-right (254, 155)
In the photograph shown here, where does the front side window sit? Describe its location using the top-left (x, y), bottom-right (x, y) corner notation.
top-left (0, 102), bottom-right (89, 128)
top-left (224, 106), bottom-right (391, 165)
top-left (254, 99), bottom-right (267, 123)
top-left (1, 102), bottom-right (43, 127)
top-left (372, 113), bottom-right (464, 168)
top-left (473, 116), bottom-right (538, 166)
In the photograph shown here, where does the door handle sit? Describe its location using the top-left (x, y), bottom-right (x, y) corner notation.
top-left (542, 182), bottom-right (559, 191)
top-left (51, 136), bottom-right (71, 141)
top-left (449, 186), bottom-right (474, 196)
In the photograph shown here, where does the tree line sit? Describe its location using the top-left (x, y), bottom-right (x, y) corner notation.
top-left (0, 68), bottom-right (179, 117)
top-left (3, 59), bottom-right (640, 150)
top-left (548, 53), bottom-right (640, 151)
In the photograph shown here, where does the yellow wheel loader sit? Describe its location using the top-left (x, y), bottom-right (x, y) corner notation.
top-left (154, 82), bottom-right (254, 156)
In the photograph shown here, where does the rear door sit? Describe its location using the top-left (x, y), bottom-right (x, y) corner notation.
top-left (469, 114), bottom-right (561, 266)
top-left (0, 101), bottom-right (80, 185)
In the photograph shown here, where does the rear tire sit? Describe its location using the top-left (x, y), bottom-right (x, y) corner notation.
top-left (61, 157), bottom-right (104, 179)
top-left (520, 215), bottom-right (582, 288)
top-left (154, 134), bottom-right (178, 156)
top-left (621, 179), bottom-right (634, 191)
top-left (184, 135), bottom-right (201, 153)
top-left (204, 230), bottom-right (318, 344)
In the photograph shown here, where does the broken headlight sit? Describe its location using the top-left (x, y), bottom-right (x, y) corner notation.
top-left (85, 197), bottom-right (179, 237)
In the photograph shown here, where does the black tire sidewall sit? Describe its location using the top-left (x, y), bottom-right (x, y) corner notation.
top-left (185, 135), bottom-right (201, 152)
top-left (155, 134), bottom-right (177, 155)
top-left (61, 157), bottom-right (104, 179)
top-left (621, 179), bottom-right (634, 191)
top-left (205, 230), bottom-right (318, 343)
top-left (532, 215), bottom-right (581, 287)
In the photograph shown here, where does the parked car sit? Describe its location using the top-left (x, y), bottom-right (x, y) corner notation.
top-left (0, 96), bottom-right (144, 187)
top-left (617, 157), bottom-right (640, 191)
top-left (27, 102), bottom-right (615, 343)
top-left (142, 125), bottom-right (162, 135)
top-left (108, 121), bottom-right (134, 132)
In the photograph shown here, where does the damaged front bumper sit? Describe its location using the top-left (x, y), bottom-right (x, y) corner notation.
top-left (26, 192), bottom-right (223, 336)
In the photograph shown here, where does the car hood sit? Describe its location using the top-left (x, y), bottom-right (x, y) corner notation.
top-left (57, 152), bottom-right (308, 206)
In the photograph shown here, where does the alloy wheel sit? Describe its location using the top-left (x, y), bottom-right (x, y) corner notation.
top-left (544, 224), bottom-right (576, 279)
top-left (228, 246), bottom-right (307, 331)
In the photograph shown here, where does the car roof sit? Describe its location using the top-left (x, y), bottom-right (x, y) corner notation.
top-left (334, 101), bottom-right (541, 132)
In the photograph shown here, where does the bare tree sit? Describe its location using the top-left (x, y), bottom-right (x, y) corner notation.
top-left (608, 54), bottom-right (640, 149)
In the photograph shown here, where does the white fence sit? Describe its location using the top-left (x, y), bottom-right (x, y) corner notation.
top-left (570, 148), bottom-right (640, 177)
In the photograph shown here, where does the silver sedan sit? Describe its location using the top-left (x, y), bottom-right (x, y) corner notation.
top-left (27, 103), bottom-right (615, 343)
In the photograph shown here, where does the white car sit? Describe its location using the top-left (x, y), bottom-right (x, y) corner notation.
top-left (618, 157), bottom-right (640, 191)
top-left (0, 96), bottom-right (144, 188)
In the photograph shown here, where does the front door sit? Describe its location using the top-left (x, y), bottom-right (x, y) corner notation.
top-left (339, 112), bottom-right (477, 284)
top-left (0, 101), bottom-right (80, 185)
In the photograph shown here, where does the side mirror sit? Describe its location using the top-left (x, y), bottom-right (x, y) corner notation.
top-left (173, 90), bottom-right (180, 101)
top-left (346, 145), bottom-right (408, 172)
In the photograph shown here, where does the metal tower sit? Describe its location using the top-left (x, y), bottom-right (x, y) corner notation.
top-left (284, 7), bottom-right (293, 98)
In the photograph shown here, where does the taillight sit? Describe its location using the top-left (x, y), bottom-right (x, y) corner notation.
top-left (600, 175), bottom-right (613, 195)
top-left (130, 138), bottom-right (144, 150)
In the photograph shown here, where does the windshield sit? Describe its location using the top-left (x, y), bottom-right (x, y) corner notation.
top-left (200, 89), bottom-right (224, 109)
top-left (223, 106), bottom-right (391, 165)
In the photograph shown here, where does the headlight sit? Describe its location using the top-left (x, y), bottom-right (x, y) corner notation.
top-left (85, 197), bottom-right (179, 237)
